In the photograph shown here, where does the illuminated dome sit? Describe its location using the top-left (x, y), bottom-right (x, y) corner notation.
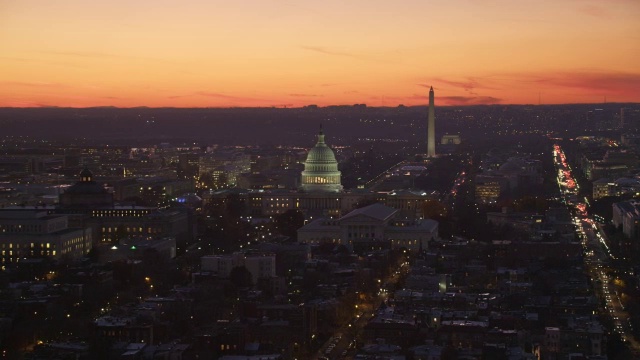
top-left (300, 127), bottom-right (343, 193)
top-left (79, 167), bottom-right (93, 182)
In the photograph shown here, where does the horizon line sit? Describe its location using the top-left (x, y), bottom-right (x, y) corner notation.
top-left (2, 101), bottom-right (639, 110)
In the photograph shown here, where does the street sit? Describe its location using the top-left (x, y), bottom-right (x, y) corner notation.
top-left (555, 143), bottom-right (640, 355)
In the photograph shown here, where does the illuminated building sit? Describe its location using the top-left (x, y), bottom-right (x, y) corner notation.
top-left (612, 200), bottom-right (640, 239)
top-left (592, 178), bottom-right (613, 200)
top-left (0, 210), bottom-right (92, 267)
top-left (427, 86), bottom-right (436, 158)
top-left (475, 175), bottom-right (506, 204)
top-left (177, 153), bottom-right (200, 180)
top-left (297, 203), bottom-right (437, 253)
top-left (441, 134), bottom-right (461, 145)
top-left (593, 177), bottom-right (640, 200)
top-left (204, 187), bottom-right (439, 220)
top-left (300, 126), bottom-right (343, 193)
top-left (57, 169), bottom-right (190, 244)
top-left (203, 130), bottom-right (441, 219)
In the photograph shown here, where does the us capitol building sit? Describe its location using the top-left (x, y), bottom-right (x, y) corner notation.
top-left (204, 127), bottom-right (439, 220)
top-left (300, 126), bottom-right (343, 193)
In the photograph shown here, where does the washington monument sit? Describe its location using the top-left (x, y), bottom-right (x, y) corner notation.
top-left (427, 86), bottom-right (436, 158)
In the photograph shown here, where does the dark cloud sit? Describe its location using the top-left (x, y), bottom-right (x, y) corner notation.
top-left (423, 79), bottom-right (476, 94)
top-left (196, 91), bottom-right (266, 102)
top-left (421, 77), bottom-right (501, 95)
top-left (39, 51), bottom-right (182, 67)
top-left (535, 71), bottom-right (640, 93)
top-left (42, 51), bottom-right (121, 59)
top-left (300, 46), bottom-right (359, 59)
top-left (439, 96), bottom-right (502, 105)
top-left (578, 5), bottom-right (610, 18)
top-left (0, 57), bottom-right (86, 68)
top-left (1, 81), bottom-right (66, 88)
top-left (167, 91), bottom-right (268, 103)
top-left (289, 93), bottom-right (322, 97)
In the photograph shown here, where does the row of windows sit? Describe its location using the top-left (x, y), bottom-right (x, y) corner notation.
top-left (390, 239), bottom-right (420, 245)
top-left (0, 241), bottom-right (85, 256)
top-left (348, 233), bottom-right (376, 238)
top-left (268, 203), bottom-right (290, 208)
top-left (62, 244), bottom-right (85, 255)
top-left (92, 210), bottom-right (151, 217)
top-left (301, 238), bottom-right (421, 246)
top-left (1, 256), bottom-right (38, 263)
top-left (63, 237), bottom-right (84, 247)
top-left (3, 242), bottom-right (52, 249)
top-left (302, 238), bottom-right (342, 244)
top-left (303, 176), bottom-right (340, 184)
top-left (0, 224), bottom-right (44, 233)
top-left (102, 227), bottom-right (162, 233)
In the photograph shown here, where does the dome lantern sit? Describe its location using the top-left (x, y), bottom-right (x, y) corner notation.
top-left (80, 167), bottom-right (93, 182)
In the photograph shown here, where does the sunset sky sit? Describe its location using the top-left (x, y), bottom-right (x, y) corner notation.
top-left (1, 0), bottom-right (639, 107)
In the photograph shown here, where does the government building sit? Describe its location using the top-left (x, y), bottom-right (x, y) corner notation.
top-left (56, 168), bottom-right (190, 245)
top-left (0, 167), bottom-right (191, 267)
top-left (300, 126), bottom-right (343, 193)
top-left (203, 128), bottom-right (440, 220)
top-left (0, 210), bottom-right (92, 268)
top-left (297, 203), bottom-right (438, 253)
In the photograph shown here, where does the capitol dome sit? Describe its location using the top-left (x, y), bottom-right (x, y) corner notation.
top-left (300, 127), bottom-right (343, 193)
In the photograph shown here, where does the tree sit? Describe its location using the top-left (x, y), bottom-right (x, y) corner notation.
top-left (274, 209), bottom-right (305, 239)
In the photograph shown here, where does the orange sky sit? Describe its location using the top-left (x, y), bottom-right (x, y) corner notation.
top-left (1, 0), bottom-right (639, 107)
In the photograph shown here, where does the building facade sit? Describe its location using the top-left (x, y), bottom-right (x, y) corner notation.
top-left (201, 252), bottom-right (276, 281)
top-left (300, 127), bottom-right (343, 193)
top-left (612, 200), bottom-right (640, 239)
top-left (0, 210), bottom-right (92, 268)
top-left (297, 203), bottom-right (438, 252)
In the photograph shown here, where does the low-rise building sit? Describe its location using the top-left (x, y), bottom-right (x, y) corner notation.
top-left (297, 203), bottom-right (438, 252)
top-left (475, 175), bottom-right (507, 204)
top-left (201, 252), bottom-right (276, 281)
top-left (612, 200), bottom-right (640, 239)
top-left (0, 209), bottom-right (91, 268)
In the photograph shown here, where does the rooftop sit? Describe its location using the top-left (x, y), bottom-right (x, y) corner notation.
top-left (339, 203), bottom-right (397, 222)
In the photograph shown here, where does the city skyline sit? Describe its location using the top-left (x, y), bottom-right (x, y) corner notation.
top-left (2, 0), bottom-right (640, 108)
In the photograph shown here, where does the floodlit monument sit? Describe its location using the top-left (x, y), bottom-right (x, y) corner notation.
top-left (300, 126), bottom-right (343, 193)
top-left (427, 86), bottom-right (436, 158)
